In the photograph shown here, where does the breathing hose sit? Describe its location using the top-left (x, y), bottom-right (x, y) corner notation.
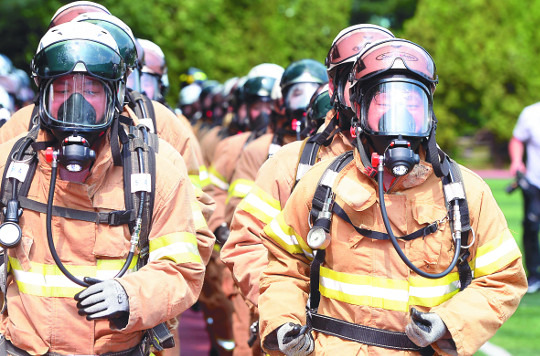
top-left (46, 144), bottom-right (146, 287)
top-left (376, 159), bottom-right (461, 279)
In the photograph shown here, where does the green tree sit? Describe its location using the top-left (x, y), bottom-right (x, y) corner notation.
top-left (0, 0), bottom-right (351, 105)
top-left (403, 0), bottom-right (540, 159)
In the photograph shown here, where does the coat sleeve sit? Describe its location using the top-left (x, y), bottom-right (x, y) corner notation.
top-left (431, 175), bottom-right (527, 355)
top-left (221, 150), bottom-right (295, 306)
top-left (117, 153), bottom-right (207, 332)
top-left (224, 145), bottom-right (260, 225)
top-left (258, 177), bottom-right (316, 355)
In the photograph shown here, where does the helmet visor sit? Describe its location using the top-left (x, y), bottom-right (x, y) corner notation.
top-left (44, 74), bottom-right (114, 129)
top-left (126, 68), bottom-right (141, 92)
top-left (352, 39), bottom-right (436, 84)
top-left (361, 80), bottom-right (432, 137)
top-left (33, 40), bottom-right (124, 81)
top-left (284, 82), bottom-right (320, 111)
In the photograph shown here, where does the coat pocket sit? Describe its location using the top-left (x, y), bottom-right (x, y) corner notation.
top-left (407, 201), bottom-right (455, 273)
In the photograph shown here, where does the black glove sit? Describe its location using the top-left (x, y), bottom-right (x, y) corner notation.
top-left (214, 223), bottom-right (230, 245)
top-left (74, 279), bottom-right (130, 329)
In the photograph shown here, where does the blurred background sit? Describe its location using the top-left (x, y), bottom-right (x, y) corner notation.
top-left (1, 1), bottom-right (539, 354)
top-left (4, 0), bottom-right (540, 167)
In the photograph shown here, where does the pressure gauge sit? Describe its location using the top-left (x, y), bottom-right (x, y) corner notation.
top-left (0, 221), bottom-right (22, 248)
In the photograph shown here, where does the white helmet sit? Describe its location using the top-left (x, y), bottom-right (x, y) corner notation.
top-left (247, 63), bottom-right (284, 81)
top-left (178, 84), bottom-right (202, 106)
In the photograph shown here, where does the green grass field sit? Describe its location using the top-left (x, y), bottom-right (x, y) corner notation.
top-left (477, 179), bottom-right (540, 356)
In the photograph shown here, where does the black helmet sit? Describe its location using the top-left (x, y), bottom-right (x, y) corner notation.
top-left (306, 84), bottom-right (332, 136)
top-left (280, 59), bottom-right (328, 136)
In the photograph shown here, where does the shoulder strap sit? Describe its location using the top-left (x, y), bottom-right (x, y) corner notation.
top-left (309, 151), bottom-right (354, 224)
top-left (0, 125), bottom-right (40, 206)
top-left (127, 90), bottom-right (158, 134)
top-left (27, 105), bottom-right (40, 131)
top-left (294, 122), bottom-right (337, 189)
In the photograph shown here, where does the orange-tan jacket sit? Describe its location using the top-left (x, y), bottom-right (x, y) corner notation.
top-left (199, 126), bottom-right (223, 168)
top-left (0, 124), bottom-right (208, 354)
top-left (0, 105), bottom-right (215, 265)
top-left (207, 132), bottom-right (252, 232)
top-left (258, 149), bottom-right (527, 356)
top-left (224, 133), bottom-right (296, 225)
top-left (221, 127), bottom-right (352, 305)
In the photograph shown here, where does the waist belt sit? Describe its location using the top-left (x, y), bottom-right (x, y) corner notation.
top-left (1, 336), bottom-right (148, 356)
top-left (307, 312), bottom-right (434, 356)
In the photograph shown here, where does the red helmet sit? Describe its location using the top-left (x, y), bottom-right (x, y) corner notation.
top-left (48, 1), bottom-right (110, 29)
top-left (349, 38), bottom-right (437, 94)
top-left (325, 25), bottom-right (394, 106)
top-left (349, 39), bottom-right (438, 155)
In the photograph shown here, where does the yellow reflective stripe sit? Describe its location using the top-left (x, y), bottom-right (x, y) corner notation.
top-left (189, 174), bottom-right (202, 189)
top-left (237, 186), bottom-right (281, 225)
top-left (320, 266), bottom-right (409, 312)
top-left (9, 257), bottom-right (137, 298)
top-left (209, 165), bottom-right (229, 191)
top-left (149, 232), bottom-right (202, 264)
top-left (199, 165), bottom-right (211, 188)
top-left (191, 201), bottom-right (208, 231)
top-left (319, 266), bottom-right (464, 312)
top-left (474, 229), bottom-right (521, 277)
top-left (263, 213), bottom-right (313, 258)
top-left (408, 272), bottom-right (461, 307)
top-left (227, 179), bottom-right (254, 203)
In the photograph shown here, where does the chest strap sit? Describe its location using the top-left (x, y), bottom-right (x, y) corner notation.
top-left (18, 196), bottom-right (135, 225)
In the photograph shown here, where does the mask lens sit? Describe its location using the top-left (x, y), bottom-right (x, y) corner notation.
top-left (284, 82), bottom-right (320, 112)
top-left (45, 74), bottom-right (112, 128)
top-left (362, 81), bottom-right (431, 136)
top-left (126, 69), bottom-right (141, 92)
top-left (140, 72), bottom-right (160, 100)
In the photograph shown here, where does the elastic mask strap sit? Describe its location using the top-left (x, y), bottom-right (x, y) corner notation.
top-left (110, 118), bottom-right (122, 166)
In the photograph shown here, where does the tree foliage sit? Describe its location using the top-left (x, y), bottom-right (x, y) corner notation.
top-left (0, 0), bottom-right (350, 105)
top-left (402, 0), bottom-right (540, 152)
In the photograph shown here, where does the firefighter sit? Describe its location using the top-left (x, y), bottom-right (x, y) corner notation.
top-left (257, 38), bottom-right (527, 356)
top-left (0, 21), bottom-right (210, 355)
top-left (220, 25), bottom-right (395, 354)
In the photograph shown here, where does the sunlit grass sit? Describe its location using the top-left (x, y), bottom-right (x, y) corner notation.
top-left (481, 178), bottom-right (539, 355)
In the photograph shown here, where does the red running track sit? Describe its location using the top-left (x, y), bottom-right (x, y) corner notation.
top-left (178, 308), bottom-right (211, 355)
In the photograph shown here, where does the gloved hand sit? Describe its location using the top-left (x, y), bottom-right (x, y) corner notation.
top-left (74, 279), bottom-right (129, 328)
top-left (276, 322), bottom-right (314, 356)
top-left (405, 308), bottom-right (448, 348)
top-left (214, 223), bottom-right (230, 245)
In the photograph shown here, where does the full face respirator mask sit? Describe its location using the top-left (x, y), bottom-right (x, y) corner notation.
top-left (40, 74), bottom-right (116, 177)
top-left (359, 78), bottom-right (432, 177)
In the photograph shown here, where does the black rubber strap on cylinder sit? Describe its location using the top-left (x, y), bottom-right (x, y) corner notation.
top-left (309, 313), bottom-right (434, 354)
top-left (308, 249), bottom-right (326, 313)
